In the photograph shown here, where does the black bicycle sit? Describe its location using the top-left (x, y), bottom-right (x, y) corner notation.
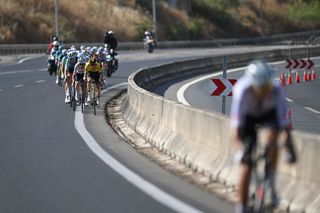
top-left (70, 81), bottom-right (76, 112)
top-left (250, 142), bottom-right (273, 213)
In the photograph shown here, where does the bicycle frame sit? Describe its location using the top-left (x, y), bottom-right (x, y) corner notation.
top-left (250, 143), bottom-right (271, 213)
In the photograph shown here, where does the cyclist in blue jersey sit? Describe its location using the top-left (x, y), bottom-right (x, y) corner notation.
top-left (64, 50), bottom-right (78, 103)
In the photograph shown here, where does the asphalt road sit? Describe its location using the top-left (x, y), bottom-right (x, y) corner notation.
top-left (0, 49), bottom-right (238, 213)
top-left (161, 58), bottom-right (320, 134)
top-left (1, 46), bottom-right (315, 213)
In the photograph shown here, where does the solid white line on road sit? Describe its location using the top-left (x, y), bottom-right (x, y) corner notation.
top-left (304, 107), bottom-right (320, 114)
top-left (75, 82), bottom-right (203, 213)
top-left (286, 98), bottom-right (293, 102)
top-left (14, 84), bottom-right (24, 88)
top-left (36, 80), bottom-right (46, 83)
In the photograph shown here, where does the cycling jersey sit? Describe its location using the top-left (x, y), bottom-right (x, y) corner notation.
top-left (230, 76), bottom-right (289, 130)
top-left (65, 57), bottom-right (77, 73)
top-left (85, 62), bottom-right (102, 73)
top-left (74, 62), bottom-right (85, 74)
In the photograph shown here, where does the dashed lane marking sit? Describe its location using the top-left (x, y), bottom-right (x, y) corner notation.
top-left (36, 80), bottom-right (46, 83)
top-left (304, 107), bottom-right (320, 114)
top-left (14, 84), bottom-right (24, 88)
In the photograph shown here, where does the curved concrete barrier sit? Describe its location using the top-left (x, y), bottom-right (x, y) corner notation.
top-left (122, 46), bottom-right (320, 212)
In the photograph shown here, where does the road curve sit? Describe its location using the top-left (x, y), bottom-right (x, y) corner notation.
top-left (0, 49), bottom-right (242, 213)
top-left (160, 58), bottom-right (320, 134)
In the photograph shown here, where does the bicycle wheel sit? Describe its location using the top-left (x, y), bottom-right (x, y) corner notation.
top-left (93, 84), bottom-right (96, 116)
top-left (81, 82), bottom-right (84, 114)
top-left (71, 82), bottom-right (76, 111)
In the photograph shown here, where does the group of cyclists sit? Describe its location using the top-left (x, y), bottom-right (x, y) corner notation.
top-left (47, 31), bottom-right (298, 213)
top-left (47, 31), bottom-right (118, 106)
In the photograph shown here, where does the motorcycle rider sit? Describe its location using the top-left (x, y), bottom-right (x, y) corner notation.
top-left (143, 31), bottom-right (156, 52)
top-left (47, 36), bottom-right (60, 54)
top-left (104, 31), bottom-right (118, 51)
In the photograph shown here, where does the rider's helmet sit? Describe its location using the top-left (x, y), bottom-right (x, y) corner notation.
top-left (80, 45), bottom-right (86, 51)
top-left (68, 50), bottom-right (77, 59)
top-left (145, 31), bottom-right (150, 36)
top-left (245, 60), bottom-right (274, 87)
top-left (108, 31), bottom-right (114, 36)
top-left (90, 53), bottom-right (98, 63)
top-left (91, 46), bottom-right (98, 54)
top-left (53, 40), bottom-right (60, 47)
top-left (61, 49), bottom-right (67, 56)
top-left (77, 53), bottom-right (86, 64)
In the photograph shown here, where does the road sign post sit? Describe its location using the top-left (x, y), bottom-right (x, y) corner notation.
top-left (222, 56), bottom-right (227, 114)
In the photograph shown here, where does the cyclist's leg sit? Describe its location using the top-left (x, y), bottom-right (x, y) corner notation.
top-left (264, 128), bottom-right (280, 206)
top-left (235, 116), bottom-right (257, 212)
top-left (86, 73), bottom-right (92, 102)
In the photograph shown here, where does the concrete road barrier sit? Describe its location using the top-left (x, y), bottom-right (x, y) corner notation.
top-left (122, 46), bottom-right (320, 212)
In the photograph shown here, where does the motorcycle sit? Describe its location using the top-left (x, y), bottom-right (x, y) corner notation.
top-left (47, 51), bottom-right (57, 76)
top-left (144, 36), bottom-right (155, 53)
top-left (105, 49), bottom-right (118, 77)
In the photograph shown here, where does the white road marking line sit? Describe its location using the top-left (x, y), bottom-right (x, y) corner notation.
top-left (14, 84), bottom-right (24, 88)
top-left (36, 80), bottom-right (45, 83)
top-left (286, 98), bottom-right (293, 102)
top-left (75, 82), bottom-right (203, 213)
top-left (304, 107), bottom-right (320, 114)
top-left (0, 89), bottom-right (2, 92)
top-left (0, 69), bottom-right (34, 75)
top-left (37, 68), bottom-right (47, 71)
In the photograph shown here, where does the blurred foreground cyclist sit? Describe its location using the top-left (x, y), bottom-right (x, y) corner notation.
top-left (230, 60), bottom-right (297, 213)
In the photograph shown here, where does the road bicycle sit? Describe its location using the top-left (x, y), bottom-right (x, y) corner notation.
top-left (70, 80), bottom-right (76, 112)
top-left (249, 141), bottom-right (274, 213)
top-left (88, 78), bottom-right (100, 116)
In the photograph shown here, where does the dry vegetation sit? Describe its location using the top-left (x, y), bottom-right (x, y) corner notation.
top-left (0, 0), bottom-right (319, 43)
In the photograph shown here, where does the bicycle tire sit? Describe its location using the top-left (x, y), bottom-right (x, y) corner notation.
top-left (81, 82), bottom-right (84, 114)
top-left (93, 84), bottom-right (96, 116)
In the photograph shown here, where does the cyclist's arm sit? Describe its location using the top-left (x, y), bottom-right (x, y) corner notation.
top-left (230, 83), bottom-right (245, 149)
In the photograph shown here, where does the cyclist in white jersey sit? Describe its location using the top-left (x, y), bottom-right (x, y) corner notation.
top-left (230, 60), bottom-right (297, 213)
top-left (73, 54), bottom-right (86, 102)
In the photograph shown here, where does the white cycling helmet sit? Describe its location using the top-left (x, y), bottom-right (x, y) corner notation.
top-left (245, 60), bottom-right (274, 86)
top-left (108, 31), bottom-right (114, 35)
top-left (53, 41), bottom-right (60, 46)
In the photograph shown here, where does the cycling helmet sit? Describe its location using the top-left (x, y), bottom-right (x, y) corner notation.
top-left (245, 60), bottom-right (274, 86)
top-left (68, 50), bottom-right (77, 58)
top-left (108, 31), bottom-right (114, 35)
top-left (77, 53), bottom-right (86, 64)
top-left (61, 49), bottom-right (67, 55)
top-left (53, 41), bottom-right (60, 46)
top-left (145, 31), bottom-right (150, 36)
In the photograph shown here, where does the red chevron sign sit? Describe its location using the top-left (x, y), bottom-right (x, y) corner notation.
top-left (307, 59), bottom-right (314, 69)
top-left (211, 79), bottom-right (237, 96)
top-left (286, 59), bottom-right (314, 69)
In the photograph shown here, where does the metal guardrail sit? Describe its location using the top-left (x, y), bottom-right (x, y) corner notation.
top-left (1, 30), bottom-right (320, 55)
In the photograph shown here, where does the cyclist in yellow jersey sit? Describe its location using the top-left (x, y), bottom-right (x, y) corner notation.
top-left (84, 54), bottom-right (102, 106)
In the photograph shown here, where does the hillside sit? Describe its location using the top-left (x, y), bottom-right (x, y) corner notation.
top-left (0, 0), bottom-right (320, 44)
